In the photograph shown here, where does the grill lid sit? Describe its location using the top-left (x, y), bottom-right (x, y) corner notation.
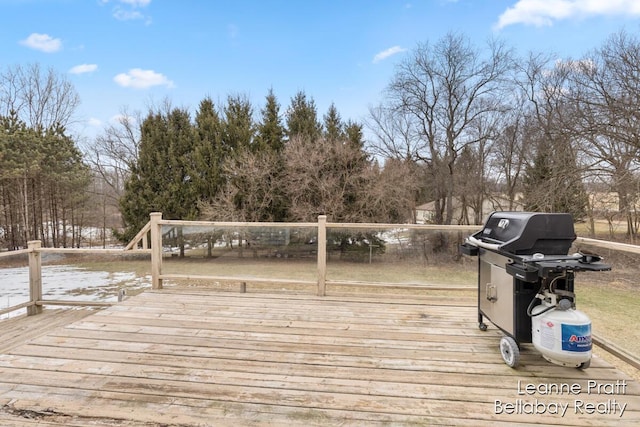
top-left (475, 212), bottom-right (576, 255)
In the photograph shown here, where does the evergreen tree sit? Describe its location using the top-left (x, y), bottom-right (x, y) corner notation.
top-left (192, 97), bottom-right (225, 203)
top-left (222, 94), bottom-right (254, 152)
top-left (0, 113), bottom-right (90, 248)
top-left (41, 125), bottom-right (92, 247)
top-left (164, 109), bottom-right (199, 220)
top-left (0, 114), bottom-right (44, 247)
top-left (254, 90), bottom-right (288, 220)
top-left (323, 103), bottom-right (344, 142)
top-left (118, 108), bottom-right (198, 242)
top-left (255, 89), bottom-right (285, 152)
top-left (344, 120), bottom-right (365, 149)
top-left (522, 138), bottom-right (588, 220)
top-left (285, 91), bottom-right (322, 140)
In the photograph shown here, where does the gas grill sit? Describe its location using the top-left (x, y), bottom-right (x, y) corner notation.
top-left (461, 212), bottom-right (610, 368)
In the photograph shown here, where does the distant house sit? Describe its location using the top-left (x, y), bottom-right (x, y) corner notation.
top-left (415, 194), bottom-right (524, 225)
top-left (588, 192), bottom-right (627, 214)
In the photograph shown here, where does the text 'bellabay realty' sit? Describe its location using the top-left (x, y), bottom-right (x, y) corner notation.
top-left (495, 380), bottom-right (629, 417)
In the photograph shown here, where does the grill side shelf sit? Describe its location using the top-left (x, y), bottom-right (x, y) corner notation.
top-left (533, 260), bottom-right (611, 278)
top-left (506, 258), bottom-right (611, 281)
top-left (459, 243), bottom-right (479, 256)
top-left (505, 263), bottom-right (539, 282)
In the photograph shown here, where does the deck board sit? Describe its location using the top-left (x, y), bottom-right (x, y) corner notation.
top-left (0, 288), bottom-right (638, 426)
top-left (0, 308), bottom-right (98, 354)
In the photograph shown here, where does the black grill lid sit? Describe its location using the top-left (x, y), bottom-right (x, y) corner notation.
top-left (476, 212), bottom-right (576, 255)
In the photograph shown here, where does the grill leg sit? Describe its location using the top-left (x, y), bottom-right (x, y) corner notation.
top-left (478, 313), bottom-right (487, 331)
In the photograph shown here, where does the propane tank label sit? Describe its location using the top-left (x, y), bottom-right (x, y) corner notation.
top-left (539, 322), bottom-right (555, 350)
top-left (561, 324), bottom-right (592, 352)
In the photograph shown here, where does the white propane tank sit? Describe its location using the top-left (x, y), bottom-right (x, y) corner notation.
top-left (531, 299), bottom-right (592, 368)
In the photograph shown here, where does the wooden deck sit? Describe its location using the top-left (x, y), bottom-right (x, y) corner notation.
top-left (0, 288), bottom-right (638, 426)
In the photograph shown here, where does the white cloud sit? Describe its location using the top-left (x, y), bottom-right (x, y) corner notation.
top-left (495, 0), bottom-right (640, 30)
top-left (373, 46), bottom-right (407, 64)
top-left (88, 118), bottom-right (103, 128)
top-left (120, 0), bottom-right (151, 6)
top-left (101, 0), bottom-right (151, 6)
top-left (113, 68), bottom-right (174, 89)
top-left (19, 33), bottom-right (62, 53)
top-left (108, 0), bottom-right (152, 23)
top-left (108, 114), bottom-right (137, 126)
top-left (69, 64), bottom-right (98, 74)
top-left (113, 8), bottom-right (144, 21)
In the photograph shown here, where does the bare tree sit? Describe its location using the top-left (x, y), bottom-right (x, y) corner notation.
top-left (283, 135), bottom-right (374, 222)
top-left (200, 148), bottom-right (282, 222)
top-left (366, 103), bottom-right (422, 161)
top-left (0, 63), bottom-right (80, 130)
top-left (370, 158), bottom-right (422, 223)
top-left (372, 33), bottom-right (514, 224)
top-left (515, 52), bottom-right (589, 220)
top-left (87, 108), bottom-right (142, 204)
top-left (568, 30), bottom-right (640, 239)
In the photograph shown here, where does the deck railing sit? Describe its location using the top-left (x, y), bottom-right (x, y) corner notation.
top-left (1, 212), bottom-right (639, 369)
top-left (2, 212), bottom-right (640, 313)
top-left (0, 212), bottom-right (478, 316)
top-left (147, 213), bottom-right (480, 294)
top-left (0, 212), bottom-right (640, 315)
top-left (0, 237), bottom-right (150, 317)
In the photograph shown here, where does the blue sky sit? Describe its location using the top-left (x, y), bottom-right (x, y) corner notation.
top-left (2, 0), bottom-right (640, 143)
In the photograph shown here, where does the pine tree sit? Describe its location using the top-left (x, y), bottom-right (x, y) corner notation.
top-left (222, 94), bottom-right (254, 152)
top-left (323, 103), bottom-right (344, 142)
top-left (285, 91), bottom-right (322, 141)
top-left (192, 97), bottom-right (225, 203)
top-left (344, 120), bottom-right (364, 147)
top-left (254, 90), bottom-right (288, 220)
top-left (41, 125), bottom-right (91, 247)
top-left (164, 108), bottom-right (199, 220)
top-left (255, 89), bottom-right (285, 153)
top-left (118, 108), bottom-right (198, 242)
top-left (0, 113), bottom-right (90, 248)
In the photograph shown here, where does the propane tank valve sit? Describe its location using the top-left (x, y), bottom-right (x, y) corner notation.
top-left (557, 298), bottom-right (572, 311)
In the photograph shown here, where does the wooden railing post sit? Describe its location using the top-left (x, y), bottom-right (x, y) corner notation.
top-left (150, 212), bottom-right (163, 289)
top-left (27, 240), bottom-right (43, 315)
top-left (317, 215), bottom-right (327, 296)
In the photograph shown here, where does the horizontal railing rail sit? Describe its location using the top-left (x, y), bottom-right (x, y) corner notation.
top-left (575, 236), bottom-right (640, 254)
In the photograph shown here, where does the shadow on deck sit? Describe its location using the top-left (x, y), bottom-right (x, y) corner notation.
top-left (0, 288), bottom-right (638, 426)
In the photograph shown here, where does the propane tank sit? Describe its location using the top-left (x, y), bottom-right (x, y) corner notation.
top-left (531, 294), bottom-right (592, 368)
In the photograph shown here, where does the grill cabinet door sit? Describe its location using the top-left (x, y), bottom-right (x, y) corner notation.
top-left (479, 252), bottom-right (515, 336)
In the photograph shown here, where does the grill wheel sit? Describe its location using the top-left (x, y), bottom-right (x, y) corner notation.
top-left (500, 336), bottom-right (520, 368)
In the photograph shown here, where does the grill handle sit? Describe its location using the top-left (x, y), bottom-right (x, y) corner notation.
top-left (465, 235), bottom-right (501, 252)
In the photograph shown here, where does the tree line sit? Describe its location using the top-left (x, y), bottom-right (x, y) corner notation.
top-left (2, 29), bottom-right (640, 250)
top-left (113, 91), bottom-right (417, 242)
top-left (0, 64), bottom-right (90, 249)
top-left (368, 30), bottom-right (640, 240)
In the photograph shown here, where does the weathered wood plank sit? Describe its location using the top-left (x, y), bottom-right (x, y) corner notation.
top-left (0, 309), bottom-right (98, 354)
top-left (10, 338), bottom-right (621, 380)
top-left (0, 289), bottom-right (638, 426)
top-left (0, 386), bottom-right (555, 427)
top-left (1, 354), bottom-right (638, 402)
top-left (153, 287), bottom-right (477, 305)
top-left (0, 348), bottom-right (620, 390)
